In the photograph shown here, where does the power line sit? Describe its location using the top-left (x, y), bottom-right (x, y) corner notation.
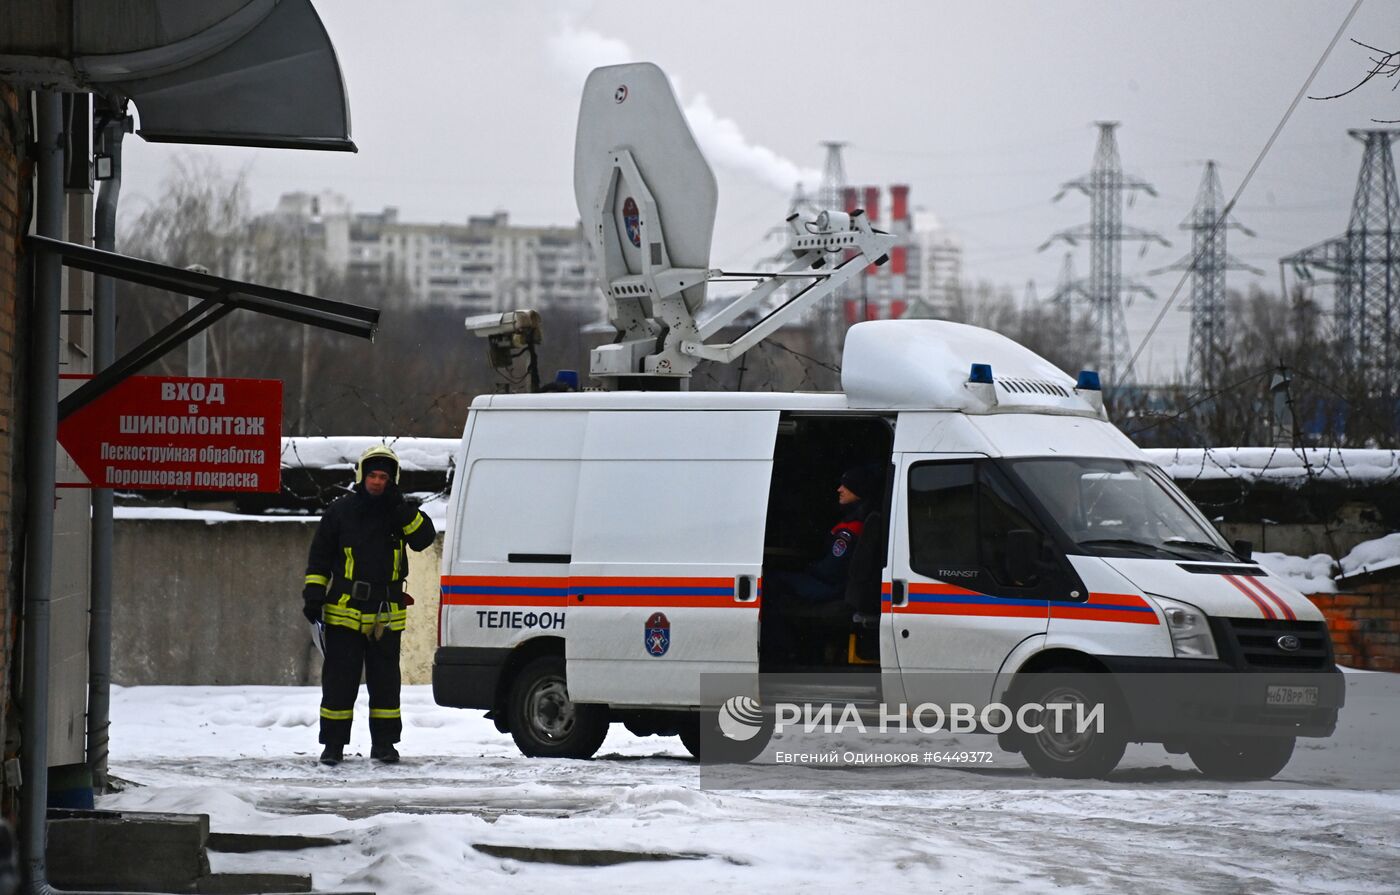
top-left (1120, 0), bottom-right (1365, 384)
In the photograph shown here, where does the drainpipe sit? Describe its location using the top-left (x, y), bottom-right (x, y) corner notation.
top-left (86, 102), bottom-right (129, 795)
top-left (21, 89), bottom-right (63, 893)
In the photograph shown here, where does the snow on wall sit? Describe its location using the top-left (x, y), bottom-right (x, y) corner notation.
top-left (281, 437), bottom-right (458, 473)
top-left (114, 492), bottom-right (451, 530)
top-left (1145, 447), bottom-right (1400, 486)
top-left (282, 441), bottom-right (1400, 489)
top-left (1338, 532), bottom-right (1400, 581)
top-left (1254, 551), bottom-right (1339, 595)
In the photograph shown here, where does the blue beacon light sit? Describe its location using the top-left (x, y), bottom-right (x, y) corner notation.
top-left (969, 363), bottom-right (994, 384)
top-left (1076, 370), bottom-right (1102, 391)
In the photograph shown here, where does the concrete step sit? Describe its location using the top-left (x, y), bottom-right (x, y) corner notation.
top-left (46, 810), bottom-right (363, 893)
top-left (194, 872), bottom-right (313, 893)
top-left (472, 843), bottom-right (711, 866)
top-left (207, 832), bottom-right (348, 853)
top-left (48, 809), bottom-right (210, 891)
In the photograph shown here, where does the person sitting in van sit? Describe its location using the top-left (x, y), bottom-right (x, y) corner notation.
top-left (768, 464), bottom-right (882, 605)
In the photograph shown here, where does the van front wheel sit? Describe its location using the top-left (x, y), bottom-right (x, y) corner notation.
top-left (506, 656), bottom-right (609, 759)
top-left (1015, 670), bottom-right (1127, 779)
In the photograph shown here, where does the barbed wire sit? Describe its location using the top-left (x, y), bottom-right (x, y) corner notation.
top-left (1120, 367), bottom-right (1273, 439)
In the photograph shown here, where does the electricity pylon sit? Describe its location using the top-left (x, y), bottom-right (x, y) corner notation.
top-left (1284, 130), bottom-right (1400, 403)
top-left (1040, 122), bottom-right (1169, 387)
top-left (1151, 161), bottom-right (1262, 390)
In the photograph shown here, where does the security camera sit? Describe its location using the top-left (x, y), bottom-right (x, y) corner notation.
top-left (464, 310), bottom-right (540, 338)
top-left (465, 310), bottom-right (544, 384)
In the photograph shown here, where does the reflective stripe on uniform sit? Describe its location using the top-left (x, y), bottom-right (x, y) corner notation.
top-left (402, 512), bottom-right (424, 536)
top-left (391, 544), bottom-right (400, 581)
top-left (322, 600), bottom-right (408, 634)
top-left (320, 707), bottom-right (353, 720)
top-left (369, 708), bottom-right (401, 719)
top-left (343, 547), bottom-right (355, 580)
top-left (305, 573), bottom-right (329, 588)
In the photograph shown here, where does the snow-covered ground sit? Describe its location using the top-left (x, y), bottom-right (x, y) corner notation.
top-left (106, 683), bottom-right (1400, 895)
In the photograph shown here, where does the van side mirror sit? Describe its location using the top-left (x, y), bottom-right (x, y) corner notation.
top-left (1232, 539), bottom-right (1254, 561)
top-left (1006, 529), bottom-right (1040, 584)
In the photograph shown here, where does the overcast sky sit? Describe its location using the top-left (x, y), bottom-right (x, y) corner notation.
top-left (119, 0), bottom-right (1397, 380)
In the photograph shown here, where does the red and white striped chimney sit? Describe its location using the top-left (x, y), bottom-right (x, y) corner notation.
top-left (843, 186), bottom-right (859, 214)
top-left (890, 184), bottom-right (910, 223)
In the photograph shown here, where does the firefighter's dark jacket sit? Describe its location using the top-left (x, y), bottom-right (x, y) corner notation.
top-left (304, 483), bottom-right (436, 624)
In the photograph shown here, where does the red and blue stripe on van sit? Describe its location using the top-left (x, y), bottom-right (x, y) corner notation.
top-left (440, 575), bottom-right (757, 609)
top-left (879, 581), bottom-right (1159, 625)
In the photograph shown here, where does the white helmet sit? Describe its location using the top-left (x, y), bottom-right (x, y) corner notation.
top-left (355, 444), bottom-right (400, 484)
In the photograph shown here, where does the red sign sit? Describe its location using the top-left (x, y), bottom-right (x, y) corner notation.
top-left (58, 376), bottom-right (282, 492)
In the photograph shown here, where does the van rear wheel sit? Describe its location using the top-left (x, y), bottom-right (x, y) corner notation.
top-left (1015, 670), bottom-right (1126, 780)
top-left (506, 656), bottom-right (609, 759)
top-left (1189, 736), bottom-right (1295, 781)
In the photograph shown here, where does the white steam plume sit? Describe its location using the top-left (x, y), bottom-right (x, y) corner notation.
top-left (546, 21), bottom-right (821, 194)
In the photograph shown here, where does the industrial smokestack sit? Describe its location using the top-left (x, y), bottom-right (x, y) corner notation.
top-left (843, 186), bottom-right (859, 214)
top-left (891, 184), bottom-right (910, 222)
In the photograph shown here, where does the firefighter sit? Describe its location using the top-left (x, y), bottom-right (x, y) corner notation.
top-left (767, 464), bottom-right (882, 604)
top-left (302, 445), bottom-right (436, 765)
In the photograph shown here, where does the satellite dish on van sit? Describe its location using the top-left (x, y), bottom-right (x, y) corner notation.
top-left (574, 63), bottom-right (895, 389)
top-left (574, 63), bottom-right (717, 317)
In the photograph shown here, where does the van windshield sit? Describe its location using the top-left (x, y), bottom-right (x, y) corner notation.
top-left (1003, 457), bottom-right (1238, 562)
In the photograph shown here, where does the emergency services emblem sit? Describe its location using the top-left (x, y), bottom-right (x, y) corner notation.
top-left (832, 536), bottom-right (849, 558)
top-left (623, 197), bottom-right (642, 247)
top-left (645, 611), bottom-right (671, 657)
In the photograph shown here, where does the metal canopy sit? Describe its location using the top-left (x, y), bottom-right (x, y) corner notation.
top-left (27, 234), bottom-right (378, 419)
top-left (0, 0), bottom-right (355, 151)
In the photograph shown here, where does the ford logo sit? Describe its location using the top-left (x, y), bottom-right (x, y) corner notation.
top-left (1277, 634), bottom-right (1301, 652)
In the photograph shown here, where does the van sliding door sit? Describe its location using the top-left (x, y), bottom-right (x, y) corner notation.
top-left (567, 410), bottom-right (779, 706)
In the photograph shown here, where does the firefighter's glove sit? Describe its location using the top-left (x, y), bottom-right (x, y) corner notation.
top-left (391, 498), bottom-right (421, 529)
top-left (301, 586), bottom-right (324, 624)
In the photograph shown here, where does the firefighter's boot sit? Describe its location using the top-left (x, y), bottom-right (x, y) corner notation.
top-left (319, 744), bottom-right (344, 766)
top-left (370, 742), bottom-right (400, 763)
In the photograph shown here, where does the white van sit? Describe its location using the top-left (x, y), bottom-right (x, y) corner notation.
top-left (432, 319), bottom-right (1341, 779)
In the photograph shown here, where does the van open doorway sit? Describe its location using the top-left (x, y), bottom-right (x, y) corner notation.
top-left (759, 414), bottom-right (893, 674)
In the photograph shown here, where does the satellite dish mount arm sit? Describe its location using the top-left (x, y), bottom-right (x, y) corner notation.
top-left (589, 151), bottom-right (894, 385)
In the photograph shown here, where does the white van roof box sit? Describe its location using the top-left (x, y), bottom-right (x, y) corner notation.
top-left (841, 320), bottom-right (1107, 419)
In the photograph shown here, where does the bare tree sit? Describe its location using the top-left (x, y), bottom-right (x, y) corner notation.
top-left (1310, 39), bottom-right (1400, 123)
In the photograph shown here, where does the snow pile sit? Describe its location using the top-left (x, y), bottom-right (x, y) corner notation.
top-left (281, 437), bottom-right (458, 473)
top-left (1145, 448), bottom-right (1400, 486)
top-left (1254, 552), bottom-right (1338, 595)
top-left (1338, 533), bottom-right (1400, 581)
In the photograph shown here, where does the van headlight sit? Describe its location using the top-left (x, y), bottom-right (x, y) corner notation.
top-left (1148, 596), bottom-right (1218, 660)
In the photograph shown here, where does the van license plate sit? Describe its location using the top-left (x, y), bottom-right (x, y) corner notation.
top-left (1266, 685), bottom-right (1318, 707)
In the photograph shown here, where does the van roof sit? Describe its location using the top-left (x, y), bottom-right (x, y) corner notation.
top-left (841, 320), bottom-right (1101, 417)
top-left (472, 391), bottom-right (851, 411)
top-left (476, 321), bottom-right (1104, 419)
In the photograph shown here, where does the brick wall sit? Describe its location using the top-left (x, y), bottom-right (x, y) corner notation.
top-left (1308, 580), bottom-right (1400, 671)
